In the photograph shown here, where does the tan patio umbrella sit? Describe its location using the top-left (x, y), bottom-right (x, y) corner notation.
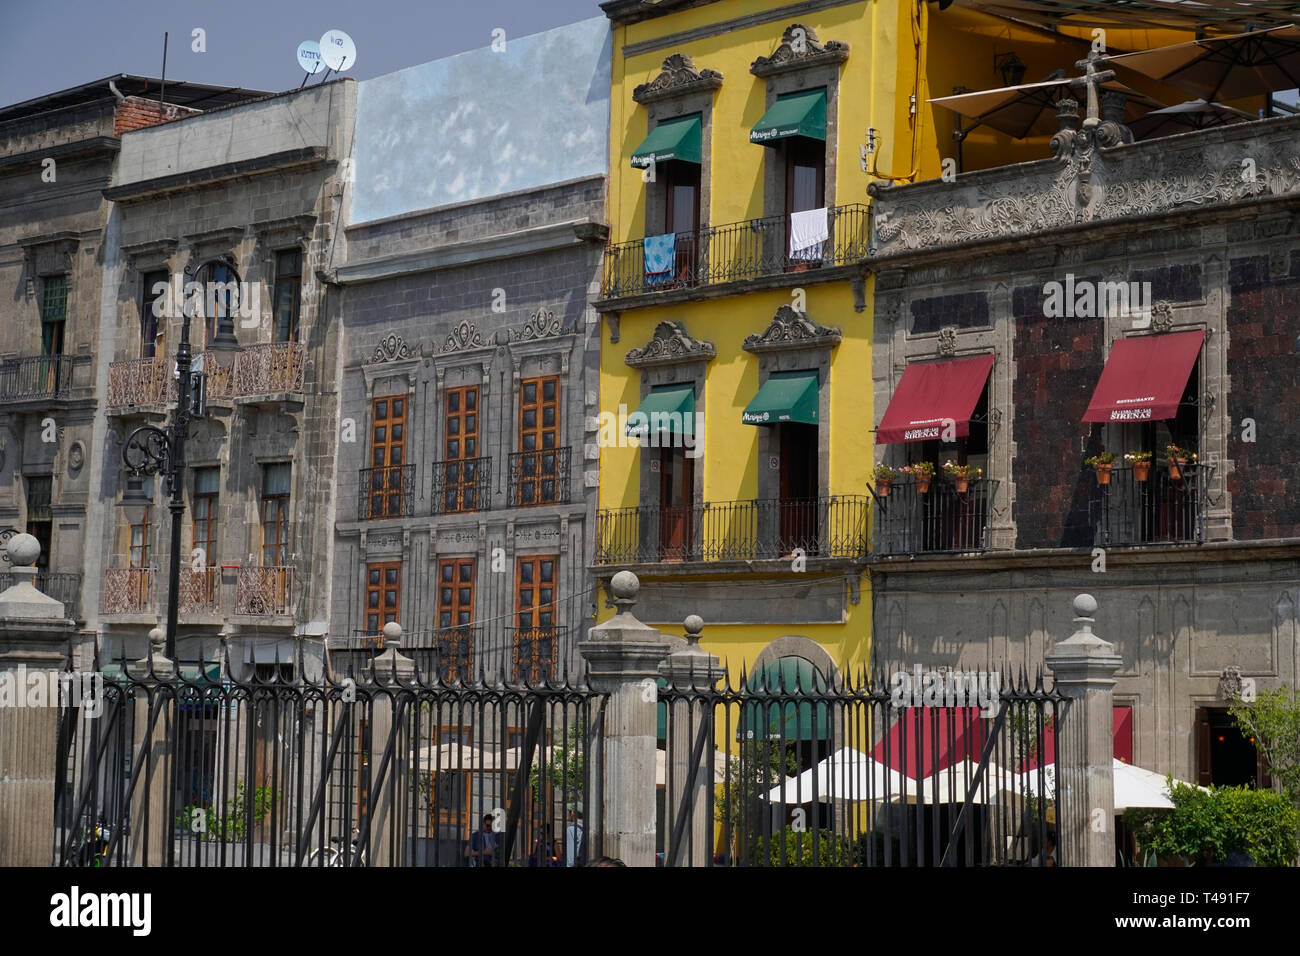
top-left (930, 78), bottom-right (1163, 139)
top-left (415, 742), bottom-right (514, 772)
top-left (1107, 24), bottom-right (1300, 102)
top-left (1128, 98), bottom-right (1254, 139)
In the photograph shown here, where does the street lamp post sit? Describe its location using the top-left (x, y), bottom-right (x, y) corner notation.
top-left (119, 256), bottom-right (242, 661)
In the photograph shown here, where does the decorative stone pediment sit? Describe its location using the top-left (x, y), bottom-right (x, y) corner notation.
top-left (510, 308), bottom-right (566, 343)
top-left (1218, 664), bottom-right (1246, 701)
top-left (121, 238), bottom-right (178, 270)
top-left (742, 306), bottom-right (841, 354)
top-left (750, 24), bottom-right (849, 77)
top-left (443, 319), bottom-right (488, 353)
top-left (633, 54), bottom-right (723, 105)
top-left (625, 320), bottom-right (716, 368)
top-left (19, 232), bottom-right (80, 276)
top-left (364, 333), bottom-right (423, 365)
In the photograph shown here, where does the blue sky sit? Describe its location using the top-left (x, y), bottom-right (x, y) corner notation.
top-left (0, 0), bottom-right (601, 108)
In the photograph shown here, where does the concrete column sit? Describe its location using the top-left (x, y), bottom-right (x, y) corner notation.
top-left (128, 628), bottom-right (175, 867)
top-left (661, 614), bottom-right (724, 867)
top-left (365, 621), bottom-right (413, 867)
top-left (578, 571), bottom-right (672, 867)
top-left (1045, 594), bottom-right (1123, 868)
top-left (0, 535), bottom-right (76, 867)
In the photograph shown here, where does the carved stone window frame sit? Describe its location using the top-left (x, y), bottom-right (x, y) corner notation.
top-left (123, 239), bottom-right (181, 355)
top-left (751, 24), bottom-right (849, 220)
top-left (252, 215), bottom-right (316, 344)
top-left (632, 53), bottom-right (723, 238)
top-left (20, 233), bottom-right (82, 354)
top-left (625, 320), bottom-right (716, 511)
top-left (361, 334), bottom-right (424, 503)
top-left (742, 305), bottom-right (841, 503)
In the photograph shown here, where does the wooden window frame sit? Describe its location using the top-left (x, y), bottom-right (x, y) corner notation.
top-left (272, 249), bottom-right (302, 343)
top-left (368, 395), bottom-right (408, 519)
top-left (517, 376), bottom-right (561, 506)
top-left (514, 554), bottom-right (558, 681)
top-left (140, 269), bottom-right (169, 359)
top-left (364, 560), bottom-right (402, 635)
top-left (442, 384), bottom-right (481, 513)
top-left (260, 464), bottom-right (290, 567)
top-left (436, 557), bottom-right (476, 681)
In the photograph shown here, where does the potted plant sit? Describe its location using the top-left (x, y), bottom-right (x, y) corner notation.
top-left (1165, 444), bottom-right (1197, 481)
top-left (1124, 450), bottom-right (1152, 482)
top-left (873, 464), bottom-right (899, 498)
top-left (1085, 451), bottom-right (1117, 485)
top-left (942, 460), bottom-right (983, 495)
top-left (901, 461), bottom-right (935, 494)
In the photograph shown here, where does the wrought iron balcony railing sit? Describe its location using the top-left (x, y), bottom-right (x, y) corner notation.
top-left (235, 566), bottom-right (294, 615)
top-left (594, 495), bottom-right (870, 564)
top-left (0, 570), bottom-right (82, 618)
top-left (101, 567), bottom-right (155, 614)
top-left (107, 358), bottom-right (170, 408)
top-left (331, 623), bottom-right (571, 685)
top-left (508, 447), bottom-right (571, 508)
top-left (1091, 462), bottom-right (1208, 547)
top-left (873, 477), bottom-right (999, 556)
top-left (234, 342), bottom-right (305, 396)
top-left (178, 567), bottom-right (220, 614)
top-left (510, 625), bottom-right (564, 684)
top-left (600, 203), bottom-right (872, 299)
top-left (431, 457), bottom-right (491, 515)
top-left (359, 464), bottom-right (416, 520)
top-left (0, 355), bottom-right (90, 402)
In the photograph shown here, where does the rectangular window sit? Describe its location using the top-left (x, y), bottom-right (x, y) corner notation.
top-left (260, 463), bottom-right (290, 566)
top-left (657, 447), bottom-right (694, 561)
top-left (368, 396), bottom-right (407, 518)
top-left (441, 385), bottom-right (483, 513)
top-left (365, 561), bottom-right (401, 634)
top-left (436, 558), bottom-right (475, 681)
top-left (273, 250), bottom-right (302, 343)
top-left (25, 475), bottom-right (52, 570)
top-left (664, 162), bottom-right (701, 286)
top-left (517, 377), bottom-right (560, 506)
top-left (40, 275), bottom-right (68, 357)
top-left (141, 270), bottom-right (168, 358)
top-left (201, 262), bottom-right (235, 346)
top-left (514, 555), bottom-right (557, 681)
top-left (192, 467), bottom-right (219, 566)
top-left (129, 508), bottom-right (151, 568)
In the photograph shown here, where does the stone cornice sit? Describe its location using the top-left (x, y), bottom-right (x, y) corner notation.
top-left (632, 54), bottom-right (722, 105)
top-left (625, 320), bottom-right (716, 368)
top-left (103, 146), bottom-right (329, 202)
top-left (742, 305), bottom-right (841, 353)
top-left (750, 23), bottom-right (849, 77)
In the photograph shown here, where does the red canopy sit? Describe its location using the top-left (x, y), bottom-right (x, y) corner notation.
top-left (1020, 706), bottom-right (1134, 771)
top-left (1082, 330), bottom-right (1204, 423)
top-left (877, 354), bottom-right (995, 444)
top-left (873, 707), bottom-right (989, 779)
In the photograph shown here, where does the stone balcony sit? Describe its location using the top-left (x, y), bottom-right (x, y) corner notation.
top-left (868, 114), bottom-right (1300, 261)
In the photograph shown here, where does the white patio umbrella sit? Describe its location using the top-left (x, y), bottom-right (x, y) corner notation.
top-left (890, 761), bottom-right (1019, 806)
top-left (1017, 759), bottom-right (1197, 811)
top-left (414, 742), bottom-right (514, 772)
top-left (764, 747), bottom-right (910, 804)
top-left (656, 748), bottom-right (731, 788)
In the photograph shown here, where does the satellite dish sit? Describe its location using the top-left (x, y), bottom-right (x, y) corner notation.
top-left (319, 30), bottom-right (356, 72)
top-left (297, 40), bottom-right (323, 75)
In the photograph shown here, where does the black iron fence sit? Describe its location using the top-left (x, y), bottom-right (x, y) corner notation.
top-left (0, 354), bottom-right (88, 401)
top-left (55, 656), bottom-right (606, 868)
top-left (509, 447), bottom-right (571, 507)
top-left (431, 457), bottom-right (492, 515)
top-left (358, 464), bottom-right (415, 520)
top-left (659, 669), bottom-right (1068, 867)
top-left (0, 570), bottom-right (81, 618)
top-left (1091, 463), bottom-right (1208, 546)
top-left (600, 203), bottom-right (873, 299)
top-left (334, 625), bottom-right (571, 686)
top-left (595, 495), bottom-right (871, 564)
top-left (874, 477), bottom-right (998, 556)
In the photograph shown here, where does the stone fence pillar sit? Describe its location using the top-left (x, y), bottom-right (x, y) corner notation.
top-left (1045, 593), bottom-right (1123, 867)
top-left (661, 614), bottom-right (724, 867)
top-left (128, 629), bottom-right (175, 866)
top-left (366, 621), bottom-right (414, 867)
top-left (578, 571), bottom-right (672, 867)
top-left (0, 535), bottom-right (76, 867)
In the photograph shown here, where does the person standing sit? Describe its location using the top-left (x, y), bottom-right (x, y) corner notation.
top-left (564, 805), bottom-right (584, 867)
top-left (467, 814), bottom-right (497, 867)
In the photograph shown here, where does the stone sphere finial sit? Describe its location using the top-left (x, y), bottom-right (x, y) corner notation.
top-left (148, 627), bottom-right (165, 652)
top-left (1073, 593), bottom-right (1098, 621)
top-left (683, 614), bottom-right (704, 646)
top-left (5, 532), bottom-right (40, 568)
top-left (609, 570), bottom-right (639, 611)
top-left (382, 620), bottom-right (403, 644)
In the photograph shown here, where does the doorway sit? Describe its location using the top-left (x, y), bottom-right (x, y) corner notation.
top-left (778, 424), bottom-right (818, 555)
top-left (657, 446), bottom-right (694, 560)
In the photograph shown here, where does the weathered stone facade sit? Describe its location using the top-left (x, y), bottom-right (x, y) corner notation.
top-left (868, 113), bottom-right (1300, 784)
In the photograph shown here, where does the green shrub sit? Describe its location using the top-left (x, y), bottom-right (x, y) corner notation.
top-left (177, 782), bottom-right (278, 843)
top-left (761, 828), bottom-right (850, 867)
top-left (1125, 782), bottom-right (1300, 867)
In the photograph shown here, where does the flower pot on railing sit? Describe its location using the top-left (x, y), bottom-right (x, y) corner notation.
top-left (1167, 457), bottom-right (1188, 481)
top-left (915, 477), bottom-right (931, 494)
top-left (1095, 464), bottom-right (1113, 486)
top-left (876, 479), bottom-right (892, 498)
top-left (1132, 462), bottom-right (1151, 482)
top-left (953, 477), bottom-right (970, 494)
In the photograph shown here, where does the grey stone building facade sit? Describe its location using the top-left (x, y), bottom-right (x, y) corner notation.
top-left (90, 79), bottom-right (356, 679)
top-left (867, 106), bottom-right (1300, 787)
top-left (0, 77), bottom-right (264, 669)
top-left (326, 18), bottom-right (611, 682)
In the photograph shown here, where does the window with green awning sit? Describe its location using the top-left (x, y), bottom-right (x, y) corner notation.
top-left (750, 90), bottom-right (827, 145)
top-left (741, 370), bottom-right (818, 425)
top-left (739, 657), bottom-right (831, 742)
top-left (627, 383), bottom-right (696, 436)
top-left (631, 114), bottom-right (703, 168)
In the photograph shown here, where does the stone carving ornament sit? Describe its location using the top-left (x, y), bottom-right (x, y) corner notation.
top-left (936, 327), bottom-right (958, 356)
top-left (742, 305), bottom-right (842, 353)
top-left (633, 53), bottom-right (723, 104)
top-left (750, 23), bottom-right (849, 76)
top-left (625, 320), bottom-right (716, 368)
top-left (1150, 300), bottom-right (1175, 333)
top-left (443, 320), bottom-right (488, 353)
top-left (1218, 664), bottom-right (1245, 701)
top-left (511, 308), bottom-right (565, 343)
top-left (365, 333), bottom-right (422, 364)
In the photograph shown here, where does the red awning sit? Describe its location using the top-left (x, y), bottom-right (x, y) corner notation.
top-left (877, 354), bottom-right (995, 444)
top-left (873, 707), bottom-right (989, 779)
top-left (1020, 706), bottom-right (1133, 772)
top-left (1082, 330), bottom-right (1205, 423)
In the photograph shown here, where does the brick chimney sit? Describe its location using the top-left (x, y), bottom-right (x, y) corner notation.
top-left (114, 95), bottom-right (201, 136)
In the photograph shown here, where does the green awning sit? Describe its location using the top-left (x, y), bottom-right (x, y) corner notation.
top-left (750, 90), bottom-right (826, 146)
top-left (179, 663), bottom-right (222, 685)
top-left (741, 370), bottom-right (818, 425)
top-left (631, 115), bottom-right (702, 168)
top-left (739, 657), bottom-right (831, 742)
top-left (627, 384), bottom-right (695, 436)
top-left (656, 676), bottom-right (668, 740)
